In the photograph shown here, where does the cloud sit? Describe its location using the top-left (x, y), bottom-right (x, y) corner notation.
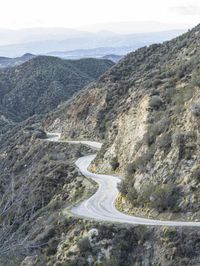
top-left (171, 5), bottom-right (200, 15)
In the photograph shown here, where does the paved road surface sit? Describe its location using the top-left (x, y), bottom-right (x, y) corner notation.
top-left (46, 133), bottom-right (200, 227)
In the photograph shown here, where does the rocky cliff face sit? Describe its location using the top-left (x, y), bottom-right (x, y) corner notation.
top-left (45, 24), bottom-right (200, 218)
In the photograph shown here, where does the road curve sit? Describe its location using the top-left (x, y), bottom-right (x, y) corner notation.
top-left (46, 133), bottom-right (200, 227)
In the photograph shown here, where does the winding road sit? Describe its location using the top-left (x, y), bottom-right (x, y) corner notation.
top-left (47, 133), bottom-right (200, 227)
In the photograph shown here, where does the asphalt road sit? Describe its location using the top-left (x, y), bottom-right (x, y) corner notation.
top-left (46, 133), bottom-right (200, 227)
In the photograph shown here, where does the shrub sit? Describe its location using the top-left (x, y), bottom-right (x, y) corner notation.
top-left (78, 237), bottom-right (91, 253)
top-left (144, 130), bottom-right (156, 146)
top-left (150, 89), bottom-right (160, 96)
top-left (118, 180), bottom-right (128, 195)
top-left (126, 150), bottom-right (154, 173)
top-left (149, 95), bottom-right (163, 109)
top-left (139, 183), bottom-right (180, 212)
top-left (192, 71), bottom-right (200, 87)
top-left (151, 79), bottom-right (162, 88)
top-left (176, 65), bottom-right (187, 79)
top-left (126, 162), bottom-right (137, 175)
top-left (158, 133), bottom-right (172, 150)
top-left (172, 133), bottom-right (185, 146)
top-left (190, 103), bottom-right (200, 117)
top-left (150, 184), bottom-right (179, 212)
top-left (110, 157), bottom-right (119, 170)
top-left (127, 187), bottom-right (138, 203)
top-left (163, 87), bottom-right (176, 103)
top-left (144, 119), bottom-right (169, 146)
top-left (192, 166), bottom-right (200, 182)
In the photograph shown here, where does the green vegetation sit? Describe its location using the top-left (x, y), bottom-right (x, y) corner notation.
top-left (192, 166), bottom-right (200, 182)
top-left (110, 156), bottom-right (120, 170)
top-left (149, 95), bottom-right (163, 109)
top-left (0, 123), bottom-right (95, 264)
top-left (78, 237), bottom-right (91, 253)
top-left (0, 56), bottom-right (113, 123)
top-left (192, 70), bottom-right (200, 87)
top-left (3, 20), bottom-right (200, 266)
top-left (120, 180), bottom-right (180, 213)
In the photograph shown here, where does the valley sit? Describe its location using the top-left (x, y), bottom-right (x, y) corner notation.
top-left (1, 19), bottom-right (200, 266)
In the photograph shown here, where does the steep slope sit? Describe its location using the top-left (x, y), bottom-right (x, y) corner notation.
top-left (2, 24), bottom-right (200, 265)
top-left (0, 56), bottom-right (114, 122)
top-left (45, 24), bottom-right (200, 218)
top-left (0, 119), bottom-right (96, 265)
top-left (1, 120), bottom-right (200, 266)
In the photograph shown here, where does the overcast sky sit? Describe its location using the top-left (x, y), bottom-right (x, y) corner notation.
top-left (0, 0), bottom-right (199, 29)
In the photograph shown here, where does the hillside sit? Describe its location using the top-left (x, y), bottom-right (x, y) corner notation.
top-left (45, 24), bottom-right (200, 219)
top-left (1, 121), bottom-right (200, 266)
top-left (2, 24), bottom-right (200, 265)
top-left (0, 119), bottom-right (96, 265)
top-left (0, 56), bottom-right (114, 123)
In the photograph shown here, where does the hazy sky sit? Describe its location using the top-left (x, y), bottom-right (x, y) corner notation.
top-left (0, 0), bottom-right (199, 29)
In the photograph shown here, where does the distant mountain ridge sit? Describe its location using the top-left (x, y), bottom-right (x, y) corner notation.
top-left (0, 27), bottom-right (93, 46)
top-left (0, 53), bottom-right (35, 68)
top-left (0, 29), bottom-right (187, 57)
top-left (48, 47), bottom-right (124, 61)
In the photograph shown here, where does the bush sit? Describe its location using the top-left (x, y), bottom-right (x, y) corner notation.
top-left (150, 184), bottom-right (179, 212)
top-left (127, 187), bottom-right (138, 203)
top-left (78, 237), bottom-right (91, 253)
top-left (150, 89), bottom-right (160, 96)
top-left (172, 133), bottom-right (185, 146)
top-left (190, 103), bottom-right (200, 117)
top-left (163, 87), bottom-right (176, 103)
top-left (192, 166), bottom-right (200, 181)
top-left (139, 183), bottom-right (180, 212)
top-left (110, 157), bottom-right (119, 170)
top-left (144, 119), bottom-right (169, 146)
top-left (144, 130), bottom-right (156, 146)
top-left (149, 95), bottom-right (163, 109)
top-left (192, 71), bottom-right (200, 87)
top-left (126, 162), bottom-right (137, 175)
top-left (151, 79), bottom-right (162, 88)
top-left (118, 180), bottom-right (128, 195)
top-left (158, 133), bottom-right (172, 150)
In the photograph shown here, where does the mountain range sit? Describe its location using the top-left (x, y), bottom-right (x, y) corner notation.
top-left (1, 23), bottom-right (200, 265)
top-left (0, 29), bottom-right (187, 57)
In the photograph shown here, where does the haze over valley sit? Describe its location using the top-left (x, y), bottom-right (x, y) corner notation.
top-left (0, 26), bottom-right (188, 59)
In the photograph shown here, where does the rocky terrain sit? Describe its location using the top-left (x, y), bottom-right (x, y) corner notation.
top-left (1, 121), bottom-right (200, 265)
top-left (44, 24), bottom-right (200, 220)
top-left (0, 118), bottom-right (96, 265)
top-left (2, 23), bottom-right (200, 265)
top-left (0, 56), bottom-right (114, 123)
